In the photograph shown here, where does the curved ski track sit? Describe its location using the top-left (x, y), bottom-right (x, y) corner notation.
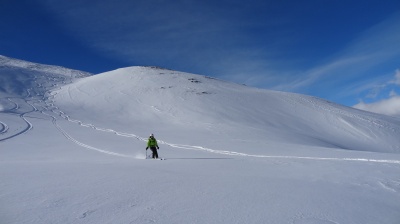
top-left (1, 72), bottom-right (400, 165)
top-left (0, 97), bottom-right (34, 142)
top-left (0, 120), bottom-right (8, 134)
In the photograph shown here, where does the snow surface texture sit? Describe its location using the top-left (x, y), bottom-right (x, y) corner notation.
top-left (1, 55), bottom-right (400, 224)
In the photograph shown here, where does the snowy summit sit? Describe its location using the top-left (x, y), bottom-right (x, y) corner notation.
top-left (1, 55), bottom-right (400, 224)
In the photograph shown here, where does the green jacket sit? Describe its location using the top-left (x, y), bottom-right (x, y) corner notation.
top-left (147, 137), bottom-right (158, 148)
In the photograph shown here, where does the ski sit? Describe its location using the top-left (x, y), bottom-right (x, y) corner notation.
top-left (146, 155), bottom-right (165, 160)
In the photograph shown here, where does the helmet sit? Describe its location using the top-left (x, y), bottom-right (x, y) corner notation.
top-left (150, 134), bottom-right (154, 137)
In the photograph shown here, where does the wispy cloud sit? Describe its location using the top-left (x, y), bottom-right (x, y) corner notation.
top-left (37, 0), bottom-right (400, 109)
top-left (274, 12), bottom-right (400, 93)
top-left (390, 69), bottom-right (400, 85)
top-left (36, 0), bottom-right (296, 77)
top-left (390, 89), bottom-right (397, 97)
top-left (39, 1), bottom-right (258, 69)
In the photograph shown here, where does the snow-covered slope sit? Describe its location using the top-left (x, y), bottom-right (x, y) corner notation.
top-left (54, 66), bottom-right (400, 154)
top-left (0, 55), bottom-right (91, 142)
top-left (0, 55), bottom-right (91, 97)
top-left (1, 56), bottom-right (400, 224)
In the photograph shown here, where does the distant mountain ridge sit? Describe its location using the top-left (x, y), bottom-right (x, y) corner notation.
top-left (0, 55), bottom-right (91, 97)
top-left (0, 55), bottom-right (92, 76)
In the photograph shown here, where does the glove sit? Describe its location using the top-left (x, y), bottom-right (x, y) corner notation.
top-left (146, 147), bottom-right (148, 150)
top-left (157, 146), bottom-right (159, 149)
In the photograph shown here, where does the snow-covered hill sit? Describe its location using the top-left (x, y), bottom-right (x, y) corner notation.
top-left (54, 66), bottom-right (400, 154)
top-left (1, 56), bottom-right (400, 224)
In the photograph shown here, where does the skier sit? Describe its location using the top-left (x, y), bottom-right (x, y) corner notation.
top-left (146, 134), bottom-right (159, 159)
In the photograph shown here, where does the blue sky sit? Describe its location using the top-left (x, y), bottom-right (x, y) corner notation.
top-left (1, 0), bottom-right (400, 114)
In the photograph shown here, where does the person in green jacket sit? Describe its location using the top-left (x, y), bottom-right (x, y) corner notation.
top-left (146, 134), bottom-right (159, 159)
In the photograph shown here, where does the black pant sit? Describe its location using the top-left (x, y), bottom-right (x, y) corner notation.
top-left (150, 147), bottom-right (158, 159)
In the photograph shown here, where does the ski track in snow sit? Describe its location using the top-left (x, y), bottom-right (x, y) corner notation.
top-left (0, 120), bottom-right (8, 134)
top-left (0, 97), bottom-right (34, 142)
top-left (160, 142), bottom-right (400, 164)
top-left (0, 74), bottom-right (72, 142)
top-left (2, 71), bottom-right (400, 165)
top-left (42, 111), bottom-right (134, 158)
top-left (52, 102), bottom-right (400, 165)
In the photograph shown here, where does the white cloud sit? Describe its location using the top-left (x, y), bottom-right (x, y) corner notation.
top-left (362, 69), bottom-right (400, 99)
top-left (353, 69), bottom-right (400, 117)
top-left (354, 95), bottom-right (400, 117)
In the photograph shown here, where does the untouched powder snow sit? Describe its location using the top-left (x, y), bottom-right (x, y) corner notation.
top-left (1, 56), bottom-right (400, 224)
